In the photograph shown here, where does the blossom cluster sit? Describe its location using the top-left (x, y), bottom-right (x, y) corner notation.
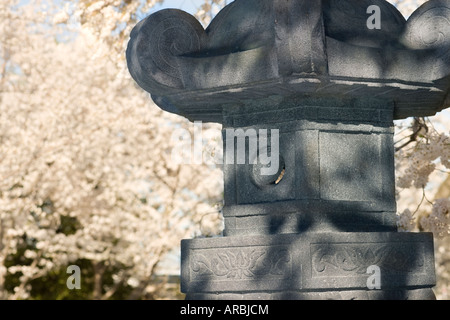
top-left (0, 0), bottom-right (223, 299)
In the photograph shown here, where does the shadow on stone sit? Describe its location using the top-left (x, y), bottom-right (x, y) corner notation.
top-left (125, 0), bottom-right (450, 300)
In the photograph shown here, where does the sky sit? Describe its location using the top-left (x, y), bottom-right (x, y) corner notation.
top-left (151, 0), bottom-right (207, 15)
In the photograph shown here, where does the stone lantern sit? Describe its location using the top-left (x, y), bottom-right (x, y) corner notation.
top-left (127, 0), bottom-right (450, 299)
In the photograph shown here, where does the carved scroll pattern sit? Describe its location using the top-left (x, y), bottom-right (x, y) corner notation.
top-left (150, 18), bottom-right (201, 80)
top-left (403, 0), bottom-right (450, 51)
top-left (312, 243), bottom-right (424, 275)
top-left (191, 247), bottom-right (291, 280)
top-left (127, 10), bottom-right (204, 91)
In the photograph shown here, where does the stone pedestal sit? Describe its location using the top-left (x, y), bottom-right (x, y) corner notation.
top-left (127, 0), bottom-right (450, 299)
top-left (182, 232), bottom-right (435, 300)
top-left (181, 96), bottom-right (436, 300)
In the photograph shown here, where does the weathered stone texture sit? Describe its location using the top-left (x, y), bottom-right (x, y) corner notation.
top-left (127, 0), bottom-right (450, 299)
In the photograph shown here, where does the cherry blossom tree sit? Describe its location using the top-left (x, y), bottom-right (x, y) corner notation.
top-left (395, 113), bottom-right (450, 299)
top-left (0, 0), bottom-right (223, 300)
